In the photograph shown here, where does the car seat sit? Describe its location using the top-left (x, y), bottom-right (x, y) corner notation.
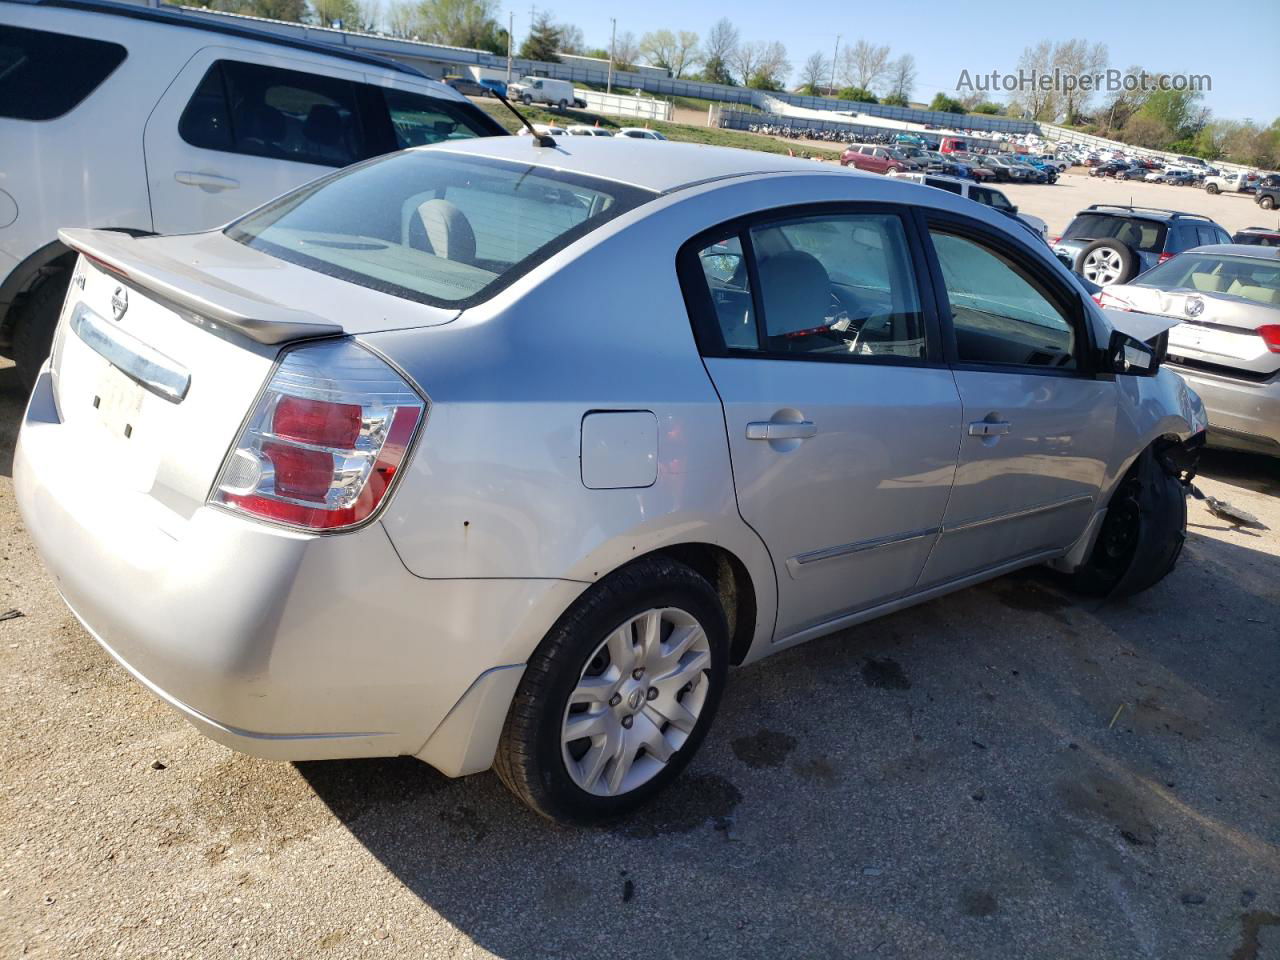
top-left (417, 199), bottom-right (477, 264)
top-left (756, 251), bottom-right (831, 340)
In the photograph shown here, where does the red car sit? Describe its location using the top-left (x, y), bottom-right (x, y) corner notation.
top-left (839, 143), bottom-right (918, 175)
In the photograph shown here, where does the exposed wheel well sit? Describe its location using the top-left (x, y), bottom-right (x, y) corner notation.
top-left (648, 543), bottom-right (759, 666)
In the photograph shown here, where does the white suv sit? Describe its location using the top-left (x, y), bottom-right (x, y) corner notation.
top-left (0, 0), bottom-right (505, 387)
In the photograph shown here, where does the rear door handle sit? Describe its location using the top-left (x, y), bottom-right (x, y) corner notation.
top-left (746, 420), bottom-right (817, 441)
top-left (968, 420), bottom-right (1011, 437)
top-left (174, 171), bottom-right (240, 191)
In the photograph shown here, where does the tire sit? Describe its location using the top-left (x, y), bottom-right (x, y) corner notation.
top-left (557, 98), bottom-right (568, 111)
top-left (494, 556), bottom-right (729, 824)
top-left (1261, 195), bottom-right (1276, 210)
top-left (1071, 447), bottom-right (1186, 598)
top-left (1075, 238), bottom-right (1138, 285)
top-left (1205, 182), bottom-right (1219, 194)
top-left (12, 266), bottom-right (70, 394)
top-left (885, 166), bottom-right (899, 175)
top-left (521, 93), bottom-right (533, 106)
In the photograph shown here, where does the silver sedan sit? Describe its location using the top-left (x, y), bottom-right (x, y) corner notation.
top-left (1098, 244), bottom-right (1280, 456)
top-left (16, 137), bottom-right (1206, 823)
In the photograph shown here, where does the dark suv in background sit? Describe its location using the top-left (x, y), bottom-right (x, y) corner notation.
top-left (1051, 205), bottom-right (1233, 285)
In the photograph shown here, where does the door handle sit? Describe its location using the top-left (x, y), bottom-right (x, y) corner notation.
top-left (174, 171), bottom-right (240, 191)
top-left (746, 420), bottom-right (817, 441)
top-left (967, 420), bottom-right (1011, 437)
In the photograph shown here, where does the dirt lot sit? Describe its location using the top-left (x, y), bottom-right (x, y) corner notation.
top-left (1, 349), bottom-right (1278, 960)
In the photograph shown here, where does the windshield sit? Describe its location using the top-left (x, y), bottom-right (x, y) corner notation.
top-left (1135, 253), bottom-right (1280, 306)
top-left (228, 151), bottom-right (653, 307)
top-left (1064, 214), bottom-right (1167, 254)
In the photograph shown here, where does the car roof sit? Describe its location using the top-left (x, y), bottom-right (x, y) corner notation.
top-left (15, 0), bottom-right (424, 77)
top-left (1077, 205), bottom-right (1212, 223)
top-left (426, 136), bottom-right (846, 194)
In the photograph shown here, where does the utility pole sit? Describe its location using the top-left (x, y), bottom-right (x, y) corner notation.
top-left (607, 17), bottom-right (616, 94)
top-left (829, 34), bottom-right (840, 96)
top-left (507, 11), bottom-right (513, 84)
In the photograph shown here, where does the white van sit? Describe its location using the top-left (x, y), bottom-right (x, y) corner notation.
top-left (0, 0), bottom-right (506, 386)
top-left (507, 75), bottom-right (576, 111)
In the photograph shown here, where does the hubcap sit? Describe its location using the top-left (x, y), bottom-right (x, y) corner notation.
top-left (1083, 247), bottom-right (1124, 284)
top-left (560, 607), bottom-right (711, 797)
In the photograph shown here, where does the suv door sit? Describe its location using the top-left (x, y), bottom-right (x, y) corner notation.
top-left (916, 215), bottom-right (1117, 586)
top-left (144, 47), bottom-right (372, 234)
top-left (681, 206), bottom-right (961, 643)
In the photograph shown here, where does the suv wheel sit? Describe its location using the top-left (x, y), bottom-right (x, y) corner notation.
top-left (1076, 239), bottom-right (1138, 285)
top-left (1261, 195), bottom-right (1276, 210)
top-left (1205, 182), bottom-right (1220, 194)
top-left (12, 266), bottom-right (71, 393)
top-left (494, 556), bottom-right (729, 823)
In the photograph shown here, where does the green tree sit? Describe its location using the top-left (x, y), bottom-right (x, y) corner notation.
top-left (519, 10), bottom-right (561, 62)
top-left (701, 55), bottom-right (735, 85)
top-left (837, 86), bottom-right (878, 103)
top-left (415, 0), bottom-right (506, 53)
top-left (928, 92), bottom-right (966, 114)
top-left (881, 92), bottom-right (909, 107)
top-left (972, 102), bottom-right (1000, 114)
top-left (311, 0), bottom-right (360, 28)
top-left (1138, 86), bottom-right (1205, 141)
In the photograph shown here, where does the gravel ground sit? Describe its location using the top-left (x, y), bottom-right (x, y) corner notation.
top-left (1, 353), bottom-right (1278, 960)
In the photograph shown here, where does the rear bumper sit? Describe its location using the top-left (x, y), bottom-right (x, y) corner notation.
top-left (1167, 362), bottom-right (1280, 454)
top-left (15, 367), bottom-right (584, 766)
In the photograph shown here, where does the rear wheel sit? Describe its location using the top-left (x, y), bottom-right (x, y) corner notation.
top-left (557, 98), bottom-right (568, 111)
top-left (12, 266), bottom-right (70, 393)
top-left (495, 556), bottom-right (729, 824)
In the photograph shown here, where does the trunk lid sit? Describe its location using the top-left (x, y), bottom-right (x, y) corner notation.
top-left (1101, 283), bottom-right (1280, 376)
top-left (49, 229), bottom-right (455, 527)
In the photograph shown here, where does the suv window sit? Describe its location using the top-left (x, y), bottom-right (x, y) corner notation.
top-left (926, 177), bottom-right (963, 194)
top-left (180, 61), bottom-right (491, 166)
top-left (930, 230), bottom-right (1077, 370)
top-left (0, 25), bottom-right (127, 121)
top-left (693, 213), bottom-right (926, 360)
top-left (181, 61), bottom-right (366, 166)
top-left (1063, 214), bottom-right (1166, 254)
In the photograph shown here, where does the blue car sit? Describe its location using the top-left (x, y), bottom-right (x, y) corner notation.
top-left (478, 78), bottom-right (507, 98)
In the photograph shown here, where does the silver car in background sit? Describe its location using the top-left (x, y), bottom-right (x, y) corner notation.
top-left (16, 138), bottom-right (1206, 823)
top-left (1098, 244), bottom-right (1280, 455)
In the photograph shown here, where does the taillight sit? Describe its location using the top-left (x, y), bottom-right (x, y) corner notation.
top-left (211, 339), bottom-right (425, 532)
top-left (1258, 324), bottom-right (1280, 354)
top-left (1158, 252), bottom-right (1175, 264)
top-left (1094, 291), bottom-right (1133, 311)
top-left (1049, 235), bottom-right (1061, 245)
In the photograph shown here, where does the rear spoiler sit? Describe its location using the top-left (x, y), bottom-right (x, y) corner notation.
top-left (58, 228), bottom-right (343, 345)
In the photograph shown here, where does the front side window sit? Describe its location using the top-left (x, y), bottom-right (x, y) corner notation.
top-left (380, 87), bottom-right (487, 149)
top-left (228, 151), bottom-right (652, 307)
top-left (0, 25), bottom-right (126, 120)
top-left (930, 230), bottom-right (1077, 370)
top-left (691, 213), bottom-right (926, 360)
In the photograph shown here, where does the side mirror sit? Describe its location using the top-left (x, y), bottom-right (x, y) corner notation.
top-left (1109, 330), bottom-right (1158, 375)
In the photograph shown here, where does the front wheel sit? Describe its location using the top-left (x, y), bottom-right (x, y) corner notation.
top-left (1261, 195), bottom-right (1276, 210)
top-left (495, 556), bottom-right (729, 824)
top-left (521, 93), bottom-right (533, 106)
top-left (1206, 182), bottom-right (1219, 194)
top-left (1071, 447), bottom-right (1187, 598)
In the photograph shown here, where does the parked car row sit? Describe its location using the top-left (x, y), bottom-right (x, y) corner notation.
top-left (840, 142), bottom-right (1058, 185)
top-left (518, 123), bottom-right (668, 140)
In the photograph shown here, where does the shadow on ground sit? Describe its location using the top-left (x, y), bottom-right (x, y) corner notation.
top-left (298, 528), bottom-right (1280, 960)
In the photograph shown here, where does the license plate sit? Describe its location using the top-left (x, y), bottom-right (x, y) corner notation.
top-left (93, 365), bottom-right (144, 439)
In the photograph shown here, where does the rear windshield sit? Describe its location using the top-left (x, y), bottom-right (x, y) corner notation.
top-left (228, 151), bottom-right (653, 307)
top-left (0, 25), bottom-right (127, 120)
top-left (1135, 253), bottom-right (1280, 306)
top-left (1064, 214), bottom-right (1167, 254)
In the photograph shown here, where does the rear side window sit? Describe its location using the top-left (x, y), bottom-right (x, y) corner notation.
top-left (180, 61), bottom-right (366, 167)
top-left (380, 86), bottom-right (488, 149)
top-left (227, 151), bottom-right (652, 307)
top-left (0, 25), bottom-right (126, 120)
top-left (926, 178), bottom-right (963, 194)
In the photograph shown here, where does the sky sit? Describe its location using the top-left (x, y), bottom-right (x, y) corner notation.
top-left (510, 0), bottom-right (1279, 122)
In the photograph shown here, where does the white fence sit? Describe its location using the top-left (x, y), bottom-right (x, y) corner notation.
top-left (576, 90), bottom-right (673, 122)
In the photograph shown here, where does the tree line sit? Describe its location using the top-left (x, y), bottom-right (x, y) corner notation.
top-left (186, 0), bottom-right (1278, 169)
